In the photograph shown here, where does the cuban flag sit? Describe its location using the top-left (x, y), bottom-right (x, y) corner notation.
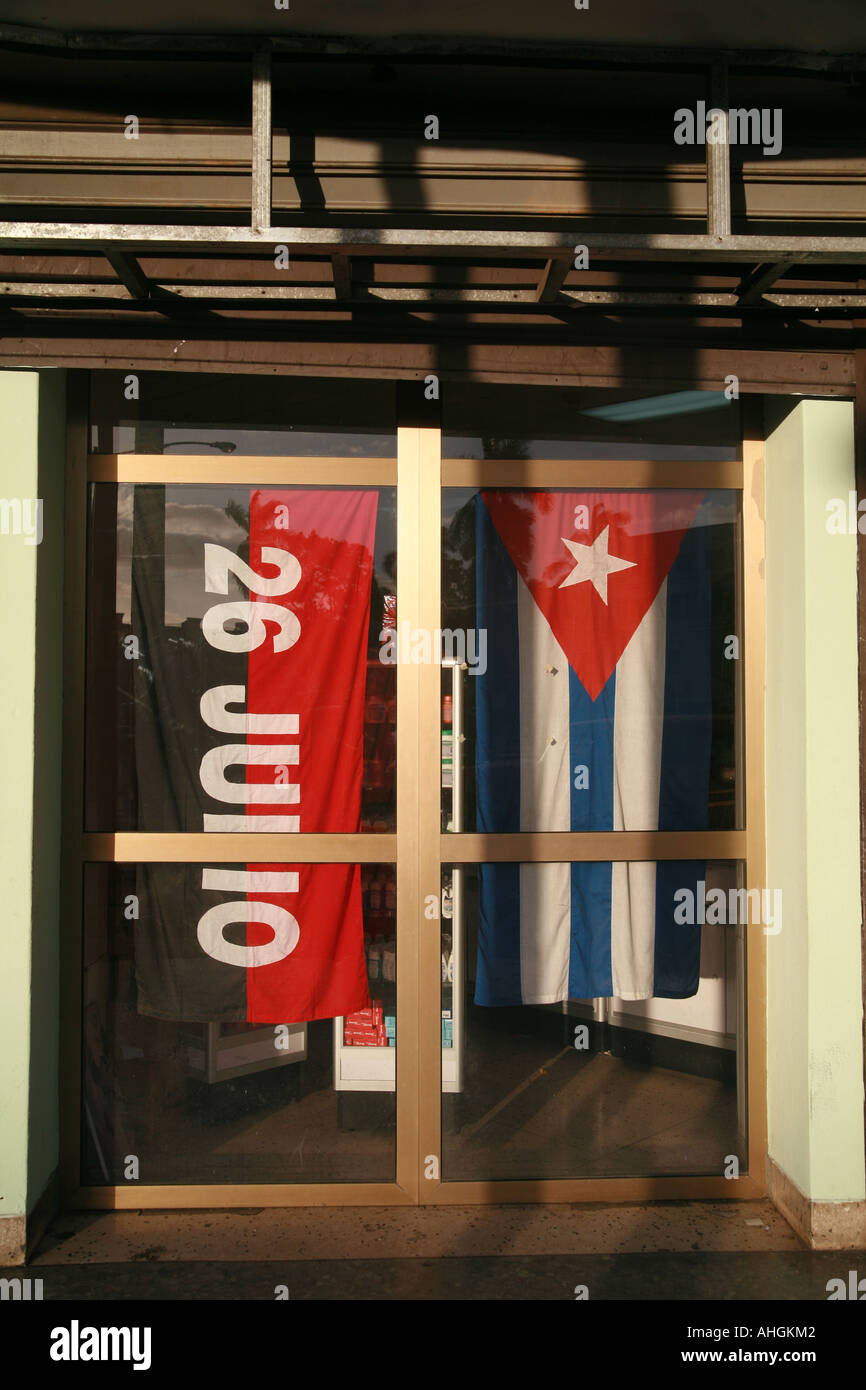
top-left (475, 488), bottom-right (712, 1005)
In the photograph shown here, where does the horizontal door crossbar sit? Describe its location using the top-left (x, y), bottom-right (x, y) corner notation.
top-left (443, 831), bottom-right (746, 862)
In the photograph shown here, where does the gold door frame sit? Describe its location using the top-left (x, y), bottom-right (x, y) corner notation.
top-left (61, 373), bottom-right (767, 1208)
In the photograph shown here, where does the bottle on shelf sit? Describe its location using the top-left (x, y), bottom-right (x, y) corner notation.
top-left (441, 691), bottom-right (453, 789)
top-left (441, 934), bottom-right (453, 984)
top-left (442, 876), bottom-right (453, 920)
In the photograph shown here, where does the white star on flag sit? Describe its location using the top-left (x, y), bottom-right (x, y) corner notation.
top-left (558, 525), bottom-right (636, 604)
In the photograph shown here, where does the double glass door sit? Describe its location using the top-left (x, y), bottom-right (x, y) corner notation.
top-left (67, 387), bottom-right (765, 1206)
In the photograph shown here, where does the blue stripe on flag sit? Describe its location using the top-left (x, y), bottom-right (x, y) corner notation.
top-left (476, 863), bottom-right (522, 1007)
top-left (475, 496), bottom-right (520, 835)
top-left (569, 664), bottom-right (615, 996)
top-left (654, 498), bottom-right (712, 997)
top-left (569, 861), bottom-right (613, 998)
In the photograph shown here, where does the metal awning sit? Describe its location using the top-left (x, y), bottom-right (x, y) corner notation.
top-left (0, 34), bottom-right (863, 383)
top-left (1, 225), bottom-right (866, 311)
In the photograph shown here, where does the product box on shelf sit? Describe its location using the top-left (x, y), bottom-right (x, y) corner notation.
top-left (343, 999), bottom-right (393, 1047)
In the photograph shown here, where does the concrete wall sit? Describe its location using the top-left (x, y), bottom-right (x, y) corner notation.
top-left (764, 398), bottom-right (865, 1208)
top-left (0, 368), bottom-right (65, 1262)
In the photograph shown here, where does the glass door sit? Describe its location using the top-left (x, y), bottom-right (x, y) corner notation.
top-left (64, 377), bottom-right (426, 1205)
top-left (417, 431), bottom-right (767, 1202)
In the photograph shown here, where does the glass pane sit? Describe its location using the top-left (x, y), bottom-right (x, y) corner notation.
top-left (442, 487), bottom-right (740, 833)
top-left (82, 861), bottom-right (396, 1185)
top-left (85, 484), bottom-right (396, 832)
top-left (89, 373), bottom-right (396, 457)
top-left (441, 860), bottom-right (747, 1181)
top-left (443, 383), bottom-right (740, 461)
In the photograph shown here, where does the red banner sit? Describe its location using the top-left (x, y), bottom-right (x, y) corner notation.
top-left (239, 489), bottom-right (377, 1022)
top-left (133, 486), bottom-right (379, 1024)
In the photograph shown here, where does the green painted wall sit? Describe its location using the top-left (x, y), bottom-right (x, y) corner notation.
top-left (765, 398), bottom-right (865, 1201)
top-left (0, 369), bottom-right (65, 1255)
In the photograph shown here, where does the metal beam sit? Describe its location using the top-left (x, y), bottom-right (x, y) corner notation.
top-left (0, 334), bottom-right (853, 396)
top-left (535, 255), bottom-right (572, 304)
top-left (331, 253), bottom-right (353, 301)
top-left (104, 250), bottom-right (151, 300)
top-left (2, 281), bottom-right (130, 299)
top-left (4, 283), bottom-right (865, 311)
top-left (251, 49), bottom-right (272, 233)
top-left (3, 286), bottom-right (862, 314)
top-left (366, 286), bottom-right (538, 304)
top-left (2, 224), bottom-right (866, 263)
top-left (706, 61), bottom-right (731, 240)
top-left (104, 249), bottom-right (201, 320)
top-left (0, 282), bottom-right (335, 303)
top-left (0, 24), bottom-right (864, 73)
top-left (737, 259), bottom-right (797, 304)
top-left (102, 250), bottom-right (221, 321)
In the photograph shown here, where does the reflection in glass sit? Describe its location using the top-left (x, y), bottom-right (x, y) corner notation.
top-left (89, 372), bottom-right (396, 457)
top-left (82, 862), bottom-right (396, 1185)
top-left (441, 861), bottom-right (745, 1182)
top-left (443, 383), bottom-right (740, 460)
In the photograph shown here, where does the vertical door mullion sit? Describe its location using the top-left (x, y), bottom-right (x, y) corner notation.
top-left (742, 430), bottom-right (768, 1183)
top-left (395, 424), bottom-right (423, 1199)
top-left (416, 425), bottom-right (444, 1198)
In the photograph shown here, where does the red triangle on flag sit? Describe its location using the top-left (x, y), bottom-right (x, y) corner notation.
top-left (482, 489), bottom-right (705, 701)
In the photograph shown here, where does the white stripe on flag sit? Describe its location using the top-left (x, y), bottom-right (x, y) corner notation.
top-left (518, 865), bottom-right (571, 1003)
top-left (610, 579), bottom-right (667, 998)
top-left (517, 573), bottom-right (571, 1002)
